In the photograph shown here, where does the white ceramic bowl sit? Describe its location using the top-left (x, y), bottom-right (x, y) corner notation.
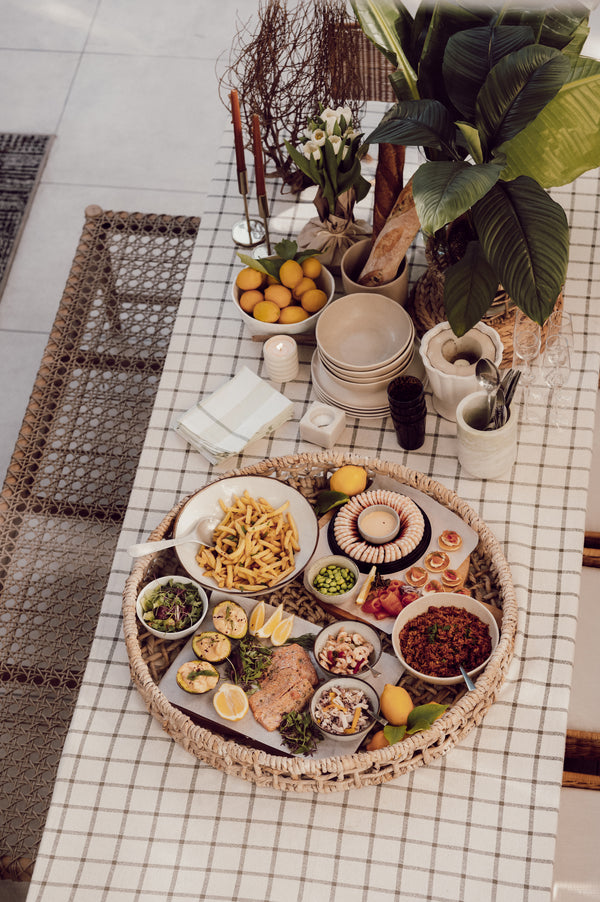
top-left (318, 337), bottom-right (415, 384)
top-left (391, 593), bottom-right (500, 686)
top-left (357, 504), bottom-right (400, 544)
top-left (232, 259), bottom-right (335, 335)
top-left (303, 554), bottom-right (360, 605)
top-left (310, 676), bottom-right (380, 743)
top-left (173, 475), bottom-right (320, 595)
top-left (316, 293), bottom-right (414, 371)
top-left (136, 575), bottom-right (209, 640)
top-left (341, 237), bottom-right (409, 305)
top-left (313, 620), bottom-right (383, 677)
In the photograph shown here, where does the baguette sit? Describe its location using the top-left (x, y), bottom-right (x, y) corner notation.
top-left (359, 176), bottom-right (420, 287)
top-left (372, 143), bottom-right (405, 240)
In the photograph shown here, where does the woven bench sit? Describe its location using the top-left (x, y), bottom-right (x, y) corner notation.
top-left (0, 207), bottom-right (199, 881)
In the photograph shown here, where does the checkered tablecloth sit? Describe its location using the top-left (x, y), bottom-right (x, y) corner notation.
top-left (28, 106), bottom-right (600, 902)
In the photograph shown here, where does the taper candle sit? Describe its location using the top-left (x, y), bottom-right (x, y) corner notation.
top-left (230, 90), bottom-right (246, 175)
top-left (252, 113), bottom-right (266, 197)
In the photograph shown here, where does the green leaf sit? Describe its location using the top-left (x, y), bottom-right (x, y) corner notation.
top-left (274, 239), bottom-right (298, 260)
top-left (367, 99), bottom-right (456, 153)
top-left (443, 25), bottom-right (535, 120)
top-left (405, 703), bottom-right (448, 735)
top-left (413, 160), bottom-right (503, 235)
top-left (472, 176), bottom-right (569, 325)
top-left (236, 252), bottom-right (280, 279)
top-left (500, 70), bottom-right (600, 186)
top-left (476, 45), bottom-right (570, 154)
top-left (444, 241), bottom-right (500, 337)
top-left (314, 490), bottom-right (350, 516)
top-left (417, 3), bottom-right (488, 108)
top-left (383, 724), bottom-right (407, 745)
top-left (350, 0), bottom-right (419, 99)
top-left (455, 122), bottom-right (483, 164)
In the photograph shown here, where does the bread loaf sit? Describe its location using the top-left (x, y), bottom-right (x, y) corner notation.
top-left (358, 177), bottom-right (420, 287)
top-left (372, 143), bottom-right (405, 240)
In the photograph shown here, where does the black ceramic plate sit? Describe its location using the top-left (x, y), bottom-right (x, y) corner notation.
top-left (327, 504), bottom-right (432, 575)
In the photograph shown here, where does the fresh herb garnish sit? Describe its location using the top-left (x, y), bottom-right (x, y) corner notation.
top-left (284, 633), bottom-right (315, 651)
top-left (227, 635), bottom-right (273, 692)
top-left (279, 709), bottom-right (322, 756)
top-left (188, 668), bottom-right (218, 680)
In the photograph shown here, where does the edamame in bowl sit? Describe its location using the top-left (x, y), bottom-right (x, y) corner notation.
top-left (303, 554), bottom-right (360, 605)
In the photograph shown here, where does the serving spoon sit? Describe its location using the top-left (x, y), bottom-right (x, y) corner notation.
top-left (460, 664), bottom-right (476, 691)
top-left (475, 358), bottom-right (500, 425)
top-left (127, 516), bottom-right (219, 558)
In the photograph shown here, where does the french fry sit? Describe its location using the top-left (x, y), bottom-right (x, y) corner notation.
top-left (195, 491), bottom-right (300, 590)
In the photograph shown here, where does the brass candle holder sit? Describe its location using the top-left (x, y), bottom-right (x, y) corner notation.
top-left (231, 170), bottom-right (265, 247)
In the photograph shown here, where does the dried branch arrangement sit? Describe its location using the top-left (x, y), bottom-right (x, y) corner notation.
top-left (218, 0), bottom-right (366, 191)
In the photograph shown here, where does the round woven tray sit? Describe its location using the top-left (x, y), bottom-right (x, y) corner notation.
top-left (122, 451), bottom-right (518, 793)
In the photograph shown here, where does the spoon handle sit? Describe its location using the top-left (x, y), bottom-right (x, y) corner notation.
top-left (127, 534), bottom-right (196, 557)
top-left (460, 664), bottom-right (476, 691)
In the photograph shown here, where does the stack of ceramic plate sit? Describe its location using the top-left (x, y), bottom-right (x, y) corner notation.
top-left (312, 293), bottom-right (423, 418)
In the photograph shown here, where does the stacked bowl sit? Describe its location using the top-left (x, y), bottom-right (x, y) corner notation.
top-left (311, 293), bottom-right (420, 418)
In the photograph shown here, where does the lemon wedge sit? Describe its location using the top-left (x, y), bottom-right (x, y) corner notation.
top-left (270, 615), bottom-right (295, 647)
top-left (355, 565), bottom-right (377, 607)
top-left (249, 600), bottom-right (266, 636)
top-left (255, 602), bottom-right (284, 639)
top-left (212, 683), bottom-right (249, 721)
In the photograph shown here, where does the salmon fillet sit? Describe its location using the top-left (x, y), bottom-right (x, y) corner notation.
top-left (249, 643), bottom-right (318, 732)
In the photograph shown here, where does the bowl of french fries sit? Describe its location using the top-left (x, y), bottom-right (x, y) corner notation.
top-left (171, 476), bottom-right (320, 595)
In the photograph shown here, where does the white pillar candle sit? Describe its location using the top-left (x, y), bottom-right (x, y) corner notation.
top-left (263, 335), bottom-right (299, 382)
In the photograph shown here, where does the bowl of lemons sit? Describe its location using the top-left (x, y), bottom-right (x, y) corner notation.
top-left (232, 244), bottom-right (335, 336)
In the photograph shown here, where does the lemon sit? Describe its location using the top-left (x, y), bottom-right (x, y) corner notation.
top-left (278, 258), bottom-right (303, 290)
top-left (379, 684), bottom-right (414, 726)
top-left (270, 615), bottom-right (294, 646)
top-left (264, 283), bottom-right (293, 308)
top-left (279, 306), bottom-right (310, 324)
top-left (301, 257), bottom-right (322, 279)
top-left (249, 600), bottom-right (266, 636)
top-left (239, 289), bottom-right (264, 313)
top-left (292, 276), bottom-right (316, 301)
top-left (253, 299), bottom-right (280, 323)
top-left (236, 267), bottom-right (264, 291)
top-left (255, 602), bottom-right (284, 639)
top-left (366, 729), bottom-right (390, 751)
top-left (329, 464), bottom-right (368, 497)
top-left (300, 288), bottom-right (328, 313)
top-left (213, 683), bottom-right (249, 721)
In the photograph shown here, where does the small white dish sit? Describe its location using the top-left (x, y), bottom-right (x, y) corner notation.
top-left (357, 504), bottom-right (400, 544)
top-left (303, 554), bottom-right (360, 605)
top-left (136, 575), bottom-right (209, 640)
top-left (310, 677), bottom-right (380, 743)
top-left (313, 620), bottom-right (383, 676)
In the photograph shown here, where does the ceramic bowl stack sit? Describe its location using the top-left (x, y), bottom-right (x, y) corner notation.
top-left (312, 293), bottom-right (420, 418)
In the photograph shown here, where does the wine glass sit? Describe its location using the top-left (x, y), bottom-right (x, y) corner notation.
top-left (542, 334), bottom-right (571, 427)
top-left (545, 308), bottom-right (574, 348)
top-left (513, 310), bottom-right (541, 387)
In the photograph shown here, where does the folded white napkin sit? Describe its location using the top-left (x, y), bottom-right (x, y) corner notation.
top-left (174, 366), bottom-right (294, 465)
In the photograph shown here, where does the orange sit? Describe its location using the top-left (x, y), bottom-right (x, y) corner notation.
top-left (239, 289), bottom-right (264, 313)
top-left (278, 259), bottom-right (303, 290)
top-left (366, 730), bottom-right (390, 751)
top-left (279, 306), bottom-right (310, 324)
top-left (235, 267), bottom-right (264, 291)
top-left (292, 277), bottom-right (317, 301)
top-left (264, 283), bottom-right (293, 308)
top-left (300, 288), bottom-right (328, 313)
top-left (301, 257), bottom-right (322, 279)
top-left (253, 300), bottom-right (281, 323)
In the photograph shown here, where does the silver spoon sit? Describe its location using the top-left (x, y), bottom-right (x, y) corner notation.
top-left (460, 664), bottom-right (476, 691)
top-left (476, 358), bottom-right (500, 425)
top-left (127, 516), bottom-right (219, 558)
top-left (493, 384), bottom-right (507, 428)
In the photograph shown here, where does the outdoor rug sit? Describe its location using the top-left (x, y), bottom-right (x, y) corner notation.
top-left (0, 206), bottom-right (200, 882)
top-left (0, 134), bottom-right (53, 298)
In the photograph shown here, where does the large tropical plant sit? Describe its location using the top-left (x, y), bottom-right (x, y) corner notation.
top-left (352, 1), bottom-right (600, 335)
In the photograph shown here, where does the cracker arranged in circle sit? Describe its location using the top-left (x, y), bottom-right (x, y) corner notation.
top-left (405, 565), bottom-right (428, 587)
top-left (333, 489), bottom-right (425, 564)
top-left (424, 550), bottom-right (450, 572)
top-left (422, 579), bottom-right (443, 594)
top-left (441, 568), bottom-right (461, 588)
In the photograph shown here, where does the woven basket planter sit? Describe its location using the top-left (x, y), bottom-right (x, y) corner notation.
top-left (122, 451), bottom-right (518, 793)
top-left (409, 233), bottom-right (562, 369)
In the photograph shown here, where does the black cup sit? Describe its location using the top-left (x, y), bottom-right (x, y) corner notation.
top-left (389, 397), bottom-right (427, 419)
top-left (393, 413), bottom-right (426, 450)
top-left (387, 375), bottom-right (424, 407)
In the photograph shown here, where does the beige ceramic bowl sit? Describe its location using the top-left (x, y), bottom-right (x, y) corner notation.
top-left (341, 237), bottom-right (408, 305)
top-left (316, 293), bottom-right (414, 372)
top-left (232, 259), bottom-right (335, 336)
top-left (391, 593), bottom-right (500, 686)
